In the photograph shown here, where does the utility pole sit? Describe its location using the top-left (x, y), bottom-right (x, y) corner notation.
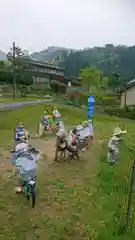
top-left (12, 41), bottom-right (16, 99)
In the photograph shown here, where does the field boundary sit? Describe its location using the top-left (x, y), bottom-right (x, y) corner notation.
top-left (0, 99), bottom-right (52, 112)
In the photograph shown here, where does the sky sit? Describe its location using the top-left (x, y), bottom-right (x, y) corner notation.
top-left (0, 0), bottom-right (135, 53)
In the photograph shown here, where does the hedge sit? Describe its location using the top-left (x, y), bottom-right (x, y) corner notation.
top-left (79, 93), bottom-right (120, 106)
top-left (104, 106), bottom-right (135, 120)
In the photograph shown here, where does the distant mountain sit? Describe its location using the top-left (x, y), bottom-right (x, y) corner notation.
top-left (0, 50), bottom-right (7, 61)
top-left (31, 46), bottom-right (73, 63)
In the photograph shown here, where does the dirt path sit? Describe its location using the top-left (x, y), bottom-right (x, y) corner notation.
top-left (0, 131), bottom-right (103, 183)
top-left (0, 132), bottom-right (105, 240)
top-left (0, 136), bottom-right (56, 181)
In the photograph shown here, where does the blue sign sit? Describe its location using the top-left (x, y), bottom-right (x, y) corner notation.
top-left (88, 96), bottom-right (94, 103)
top-left (88, 96), bottom-right (94, 119)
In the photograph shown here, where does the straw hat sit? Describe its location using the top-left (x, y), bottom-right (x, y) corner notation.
top-left (113, 127), bottom-right (127, 136)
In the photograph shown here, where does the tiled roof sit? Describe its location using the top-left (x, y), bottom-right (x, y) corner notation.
top-left (21, 58), bottom-right (64, 70)
top-left (118, 79), bottom-right (135, 93)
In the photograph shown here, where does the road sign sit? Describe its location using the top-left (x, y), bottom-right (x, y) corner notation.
top-left (88, 96), bottom-right (94, 103)
top-left (88, 96), bottom-right (94, 119)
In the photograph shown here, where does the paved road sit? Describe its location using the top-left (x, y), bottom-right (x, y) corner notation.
top-left (0, 99), bottom-right (52, 112)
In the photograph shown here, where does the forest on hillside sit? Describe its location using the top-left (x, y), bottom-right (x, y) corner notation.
top-left (58, 44), bottom-right (135, 88)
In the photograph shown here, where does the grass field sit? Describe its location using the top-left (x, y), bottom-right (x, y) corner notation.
top-left (0, 104), bottom-right (135, 239)
top-left (0, 96), bottom-right (44, 103)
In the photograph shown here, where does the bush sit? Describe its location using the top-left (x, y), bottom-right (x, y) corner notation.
top-left (79, 93), bottom-right (119, 106)
top-left (96, 95), bottom-right (120, 106)
top-left (104, 106), bottom-right (135, 120)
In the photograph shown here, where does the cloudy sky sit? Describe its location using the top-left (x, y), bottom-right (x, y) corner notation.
top-left (0, 0), bottom-right (134, 52)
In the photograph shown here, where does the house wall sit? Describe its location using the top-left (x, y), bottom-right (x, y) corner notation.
top-left (121, 86), bottom-right (135, 107)
top-left (32, 76), bottom-right (50, 85)
top-left (32, 74), bottom-right (65, 88)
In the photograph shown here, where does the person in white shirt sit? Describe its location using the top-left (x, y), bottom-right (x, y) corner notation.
top-left (87, 119), bottom-right (94, 148)
top-left (56, 121), bottom-right (67, 144)
top-left (108, 127), bottom-right (126, 163)
top-left (67, 128), bottom-right (78, 146)
top-left (15, 140), bottom-right (28, 153)
top-left (54, 121), bottom-right (68, 161)
top-left (52, 107), bottom-right (61, 119)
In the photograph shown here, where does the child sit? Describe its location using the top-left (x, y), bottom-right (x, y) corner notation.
top-left (80, 120), bottom-right (94, 150)
top-left (67, 128), bottom-right (78, 148)
top-left (51, 106), bottom-right (61, 131)
top-left (66, 128), bottom-right (80, 159)
top-left (15, 138), bottom-right (29, 152)
top-left (14, 122), bottom-right (28, 142)
top-left (108, 127), bottom-right (127, 164)
top-left (87, 119), bottom-right (94, 145)
top-left (54, 121), bottom-right (68, 161)
top-left (46, 109), bottom-right (52, 130)
top-left (37, 112), bottom-right (49, 137)
top-left (52, 106), bottom-right (61, 121)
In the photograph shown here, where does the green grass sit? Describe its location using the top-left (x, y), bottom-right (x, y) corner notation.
top-left (0, 104), bottom-right (84, 145)
top-left (0, 96), bottom-right (44, 103)
top-left (0, 104), bottom-right (135, 239)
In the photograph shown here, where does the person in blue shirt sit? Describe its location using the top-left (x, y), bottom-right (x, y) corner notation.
top-left (14, 122), bottom-right (29, 142)
top-left (11, 138), bottom-right (37, 193)
top-left (14, 122), bottom-right (24, 140)
top-left (41, 111), bottom-right (48, 125)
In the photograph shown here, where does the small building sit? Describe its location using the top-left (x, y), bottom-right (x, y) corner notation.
top-left (119, 79), bottom-right (135, 107)
top-left (66, 77), bottom-right (81, 87)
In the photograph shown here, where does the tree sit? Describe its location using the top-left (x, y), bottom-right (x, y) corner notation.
top-left (100, 76), bottom-right (109, 90)
top-left (7, 46), bottom-right (29, 63)
top-left (49, 60), bottom-right (57, 65)
top-left (0, 61), bottom-right (5, 69)
top-left (6, 44), bottom-right (31, 98)
top-left (20, 73), bottom-right (33, 86)
top-left (7, 45), bottom-right (30, 75)
top-left (80, 66), bottom-right (101, 92)
top-left (119, 76), bottom-right (129, 109)
top-left (0, 60), bottom-right (11, 70)
top-left (108, 73), bottom-right (120, 92)
top-left (0, 61), bottom-right (13, 83)
top-left (58, 45), bottom-right (135, 90)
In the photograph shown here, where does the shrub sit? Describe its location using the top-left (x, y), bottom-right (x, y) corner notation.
top-left (79, 93), bottom-right (119, 106)
top-left (104, 106), bottom-right (135, 120)
top-left (96, 95), bottom-right (120, 106)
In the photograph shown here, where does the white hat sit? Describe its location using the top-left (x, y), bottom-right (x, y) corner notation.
top-left (88, 119), bottom-right (92, 123)
top-left (58, 121), bottom-right (64, 127)
top-left (113, 127), bottom-right (127, 136)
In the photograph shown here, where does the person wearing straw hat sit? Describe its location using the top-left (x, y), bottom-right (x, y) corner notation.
top-left (108, 127), bottom-right (127, 164)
